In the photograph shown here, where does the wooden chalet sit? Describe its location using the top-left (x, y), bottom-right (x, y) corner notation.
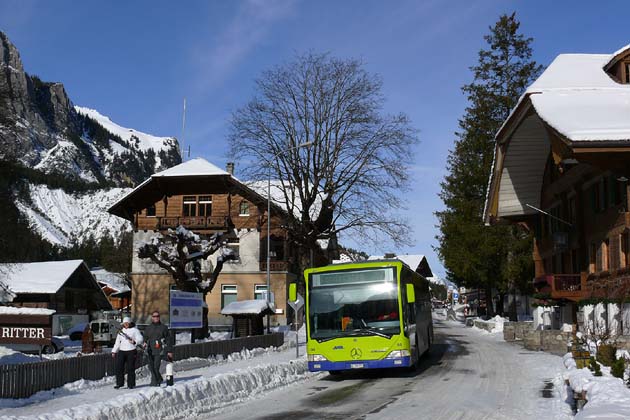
top-left (0, 260), bottom-right (113, 334)
top-left (108, 158), bottom-right (298, 325)
top-left (484, 45), bottom-right (630, 327)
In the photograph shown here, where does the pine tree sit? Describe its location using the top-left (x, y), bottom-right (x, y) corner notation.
top-left (435, 13), bottom-right (543, 316)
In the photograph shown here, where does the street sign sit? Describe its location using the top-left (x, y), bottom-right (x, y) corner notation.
top-left (169, 290), bottom-right (203, 329)
top-left (452, 292), bottom-right (459, 301)
top-left (288, 293), bottom-right (304, 311)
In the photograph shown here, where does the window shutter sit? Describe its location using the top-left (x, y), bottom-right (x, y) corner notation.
top-left (609, 175), bottom-right (617, 206)
top-left (590, 186), bottom-right (597, 212)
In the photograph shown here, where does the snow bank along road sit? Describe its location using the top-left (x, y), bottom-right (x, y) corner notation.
top-left (0, 320), bottom-right (573, 419)
top-left (211, 320), bottom-right (574, 420)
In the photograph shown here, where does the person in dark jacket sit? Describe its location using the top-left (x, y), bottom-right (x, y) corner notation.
top-left (143, 311), bottom-right (173, 386)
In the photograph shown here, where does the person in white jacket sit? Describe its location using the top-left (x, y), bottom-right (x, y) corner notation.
top-left (112, 317), bottom-right (144, 389)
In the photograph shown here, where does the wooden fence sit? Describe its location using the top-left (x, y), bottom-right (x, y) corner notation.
top-left (0, 333), bottom-right (284, 399)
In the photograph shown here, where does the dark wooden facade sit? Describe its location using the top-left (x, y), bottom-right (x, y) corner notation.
top-left (134, 191), bottom-right (290, 271)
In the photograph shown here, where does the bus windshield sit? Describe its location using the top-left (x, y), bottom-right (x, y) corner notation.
top-left (308, 267), bottom-right (400, 341)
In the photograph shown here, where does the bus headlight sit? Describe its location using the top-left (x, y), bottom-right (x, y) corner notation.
top-left (385, 350), bottom-right (411, 359)
top-left (308, 354), bottom-right (328, 362)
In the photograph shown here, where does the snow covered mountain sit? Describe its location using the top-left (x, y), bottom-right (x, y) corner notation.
top-left (16, 184), bottom-right (132, 247)
top-left (0, 31), bottom-right (180, 250)
top-left (0, 31), bottom-right (180, 187)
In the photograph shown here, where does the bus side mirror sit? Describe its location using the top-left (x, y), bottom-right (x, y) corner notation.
top-left (289, 283), bottom-right (297, 302)
top-left (406, 284), bottom-right (416, 303)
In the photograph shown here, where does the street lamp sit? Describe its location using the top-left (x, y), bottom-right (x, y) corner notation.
top-left (266, 141), bottom-right (313, 333)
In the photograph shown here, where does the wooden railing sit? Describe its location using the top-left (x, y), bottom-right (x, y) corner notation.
top-left (533, 272), bottom-right (588, 301)
top-left (0, 333), bottom-right (283, 399)
top-left (157, 216), bottom-right (229, 230)
top-left (552, 274), bottom-right (583, 293)
top-left (259, 261), bottom-right (290, 272)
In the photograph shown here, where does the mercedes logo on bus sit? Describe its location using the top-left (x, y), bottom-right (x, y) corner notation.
top-left (350, 348), bottom-right (362, 359)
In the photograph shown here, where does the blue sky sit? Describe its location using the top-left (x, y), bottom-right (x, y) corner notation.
top-left (1, 0), bottom-right (628, 279)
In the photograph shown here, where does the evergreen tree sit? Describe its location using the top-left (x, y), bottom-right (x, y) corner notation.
top-left (435, 13), bottom-right (543, 316)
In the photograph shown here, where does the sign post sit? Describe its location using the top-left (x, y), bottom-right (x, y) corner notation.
top-left (452, 291), bottom-right (460, 304)
top-left (287, 293), bottom-right (304, 358)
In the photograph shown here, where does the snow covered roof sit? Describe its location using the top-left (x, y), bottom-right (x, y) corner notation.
top-left (220, 299), bottom-right (275, 315)
top-left (91, 268), bottom-right (130, 293)
top-left (501, 50), bottom-right (630, 143)
top-left (367, 254), bottom-right (433, 277)
top-left (369, 254), bottom-right (424, 271)
top-left (485, 45), bottom-right (630, 224)
top-left (0, 306), bottom-right (55, 315)
top-left (152, 158), bottom-right (229, 177)
top-left (0, 260), bottom-right (85, 294)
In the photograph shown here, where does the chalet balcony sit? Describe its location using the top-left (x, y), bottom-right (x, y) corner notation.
top-left (259, 261), bottom-right (290, 272)
top-left (533, 273), bottom-right (588, 302)
top-left (157, 216), bottom-right (230, 230)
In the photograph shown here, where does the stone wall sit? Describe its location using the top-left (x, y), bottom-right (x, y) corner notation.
top-left (473, 319), bottom-right (495, 332)
top-left (522, 330), bottom-right (571, 355)
top-left (503, 321), bottom-right (534, 342)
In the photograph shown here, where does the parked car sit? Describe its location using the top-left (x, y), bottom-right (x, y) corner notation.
top-left (4, 337), bottom-right (65, 354)
top-left (91, 319), bottom-right (121, 346)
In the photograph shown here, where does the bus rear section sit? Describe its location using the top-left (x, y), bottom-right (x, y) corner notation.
top-left (304, 261), bottom-right (424, 372)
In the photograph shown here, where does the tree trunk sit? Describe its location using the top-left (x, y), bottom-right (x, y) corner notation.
top-left (495, 292), bottom-right (506, 317)
top-left (485, 286), bottom-right (494, 318)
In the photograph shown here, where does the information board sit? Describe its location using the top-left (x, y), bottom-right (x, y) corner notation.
top-left (169, 290), bottom-right (203, 329)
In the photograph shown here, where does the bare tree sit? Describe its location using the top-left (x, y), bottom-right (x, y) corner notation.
top-left (137, 226), bottom-right (237, 338)
top-left (229, 53), bottom-right (417, 265)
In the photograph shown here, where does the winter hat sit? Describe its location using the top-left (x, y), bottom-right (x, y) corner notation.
top-left (122, 317), bottom-right (132, 324)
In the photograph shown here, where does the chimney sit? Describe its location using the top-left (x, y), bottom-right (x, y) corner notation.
top-left (226, 162), bottom-right (235, 175)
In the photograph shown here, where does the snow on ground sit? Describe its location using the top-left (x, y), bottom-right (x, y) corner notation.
top-left (0, 336), bottom-right (314, 420)
top-left (563, 352), bottom-right (630, 419)
top-left (470, 315), bottom-right (508, 334)
top-left (0, 346), bottom-right (44, 365)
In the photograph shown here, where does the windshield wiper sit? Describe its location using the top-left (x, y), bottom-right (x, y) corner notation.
top-left (314, 336), bottom-right (339, 343)
top-left (312, 327), bottom-right (392, 343)
top-left (346, 328), bottom-right (392, 339)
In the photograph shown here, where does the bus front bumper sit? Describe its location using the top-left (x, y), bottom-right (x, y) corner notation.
top-left (308, 356), bottom-right (412, 372)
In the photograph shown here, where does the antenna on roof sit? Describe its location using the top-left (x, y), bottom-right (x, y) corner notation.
top-left (181, 97), bottom-right (187, 161)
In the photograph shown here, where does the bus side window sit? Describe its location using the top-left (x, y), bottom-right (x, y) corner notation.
top-left (402, 282), bottom-right (416, 326)
top-left (408, 289), bottom-right (416, 325)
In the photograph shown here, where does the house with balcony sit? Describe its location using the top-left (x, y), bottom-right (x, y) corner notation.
top-left (108, 158), bottom-right (300, 326)
top-left (484, 45), bottom-right (630, 331)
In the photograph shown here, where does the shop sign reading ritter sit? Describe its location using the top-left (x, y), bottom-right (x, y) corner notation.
top-left (0, 314), bottom-right (52, 346)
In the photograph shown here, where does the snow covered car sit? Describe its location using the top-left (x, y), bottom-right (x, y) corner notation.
top-left (4, 336), bottom-right (65, 354)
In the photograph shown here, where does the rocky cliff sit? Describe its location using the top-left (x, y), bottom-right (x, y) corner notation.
top-left (0, 31), bottom-right (181, 259)
top-left (0, 31), bottom-right (180, 187)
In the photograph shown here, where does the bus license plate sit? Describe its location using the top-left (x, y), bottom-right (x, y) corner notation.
top-left (350, 363), bottom-right (364, 369)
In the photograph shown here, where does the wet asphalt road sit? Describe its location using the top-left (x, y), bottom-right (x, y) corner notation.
top-left (207, 319), bottom-right (570, 420)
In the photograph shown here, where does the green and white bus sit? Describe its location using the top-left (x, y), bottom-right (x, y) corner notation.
top-left (292, 259), bottom-right (433, 373)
